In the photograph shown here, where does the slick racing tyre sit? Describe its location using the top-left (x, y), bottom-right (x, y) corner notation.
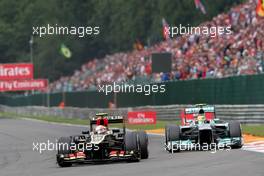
top-left (57, 137), bottom-right (73, 167)
top-left (165, 125), bottom-right (181, 152)
top-left (137, 131), bottom-right (149, 159)
top-left (165, 125), bottom-right (180, 143)
top-left (229, 121), bottom-right (243, 149)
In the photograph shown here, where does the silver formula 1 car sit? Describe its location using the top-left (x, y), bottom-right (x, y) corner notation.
top-left (165, 104), bottom-right (243, 152)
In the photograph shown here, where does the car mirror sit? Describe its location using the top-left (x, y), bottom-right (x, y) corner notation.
top-left (186, 120), bottom-right (194, 123)
top-left (82, 131), bottom-right (90, 135)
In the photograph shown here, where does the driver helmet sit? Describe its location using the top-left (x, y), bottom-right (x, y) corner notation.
top-left (95, 125), bottom-right (107, 134)
top-left (197, 109), bottom-right (205, 124)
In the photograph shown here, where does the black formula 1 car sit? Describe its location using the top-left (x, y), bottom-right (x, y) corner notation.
top-left (56, 114), bottom-right (149, 167)
top-left (165, 104), bottom-right (243, 153)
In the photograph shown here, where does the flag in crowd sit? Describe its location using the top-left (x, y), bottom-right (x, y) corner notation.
top-left (60, 44), bottom-right (72, 59)
top-left (194, 0), bottom-right (207, 14)
top-left (256, 0), bottom-right (264, 17)
top-left (162, 18), bottom-right (170, 40)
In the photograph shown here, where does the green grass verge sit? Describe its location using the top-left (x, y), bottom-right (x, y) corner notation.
top-left (0, 112), bottom-right (89, 125)
top-left (111, 120), bottom-right (181, 130)
top-left (241, 125), bottom-right (264, 137)
top-left (0, 111), bottom-right (263, 136)
top-left (0, 111), bottom-right (179, 129)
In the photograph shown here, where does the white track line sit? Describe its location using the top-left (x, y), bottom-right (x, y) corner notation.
top-left (242, 141), bottom-right (264, 153)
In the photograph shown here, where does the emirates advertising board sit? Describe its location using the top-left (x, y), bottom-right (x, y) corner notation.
top-left (127, 111), bottom-right (157, 125)
top-left (0, 63), bottom-right (48, 92)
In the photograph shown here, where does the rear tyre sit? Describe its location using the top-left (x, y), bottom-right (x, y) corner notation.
top-left (137, 131), bottom-right (149, 159)
top-left (57, 137), bottom-right (72, 167)
top-left (125, 131), bottom-right (140, 162)
top-left (229, 121), bottom-right (243, 149)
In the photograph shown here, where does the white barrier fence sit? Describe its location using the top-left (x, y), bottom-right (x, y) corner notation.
top-left (1, 104), bottom-right (264, 124)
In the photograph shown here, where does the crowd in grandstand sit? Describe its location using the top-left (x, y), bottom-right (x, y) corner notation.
top-left (50, 0), bottom-right (264, 92)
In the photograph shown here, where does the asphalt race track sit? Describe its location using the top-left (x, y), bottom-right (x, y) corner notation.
top-left (0, 118), bottom-right (263, 176)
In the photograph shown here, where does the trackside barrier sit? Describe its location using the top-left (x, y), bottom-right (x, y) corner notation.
top-left (0, 104), bottom-right (264, 124)
top-left (2, 74), bottom-right (264, 107)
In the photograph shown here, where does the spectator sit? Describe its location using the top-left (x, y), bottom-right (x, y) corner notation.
top-left (49, 0), bottom-right (264, 93)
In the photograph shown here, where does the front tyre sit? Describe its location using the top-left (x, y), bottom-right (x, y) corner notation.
top-left (165, 125), bottom-right (181, 152)
top-left (229, 121), bottom-right (243, 149)
top-left (57, 137), bottom-right (72, 167)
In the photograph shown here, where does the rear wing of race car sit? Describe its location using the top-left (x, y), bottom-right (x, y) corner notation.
top-left (83, 116), bottom-right (125, 134)
top-left (180, 105), bottom-right (215, 125)
top-left (89, 115), bottom-right (125, 132)
top-left (185, 106), bottom-right (215, 114)
top-left (90, 115), bottom-right (124, 124)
